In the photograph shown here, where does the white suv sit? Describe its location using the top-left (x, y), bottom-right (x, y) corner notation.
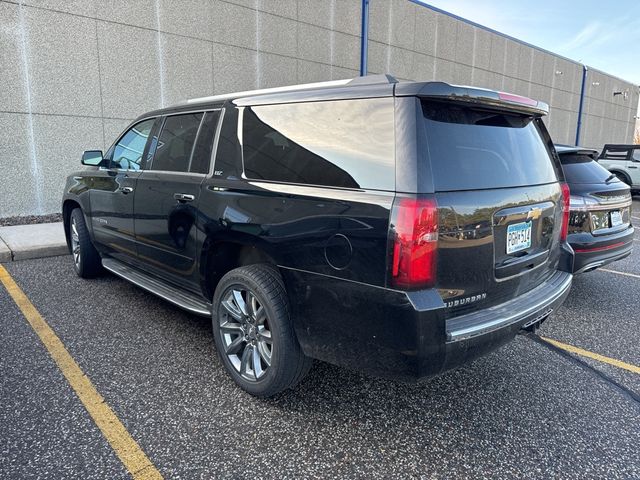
top-left (598, 144), bottom-right (640, 192)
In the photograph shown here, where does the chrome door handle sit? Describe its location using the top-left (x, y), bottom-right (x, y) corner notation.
top-left (174, 193), bottom-right (195, 202)
top-left (120, 186), bottom-right (134, 194)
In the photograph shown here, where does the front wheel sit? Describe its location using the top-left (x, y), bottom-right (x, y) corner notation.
top-left (69, 208), bottom-right (102, 278)
top-left (212, 264), bottom-right (312, 397)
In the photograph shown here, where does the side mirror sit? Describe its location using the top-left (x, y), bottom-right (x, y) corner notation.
top-left (82, 150), bottom-right (104, 166)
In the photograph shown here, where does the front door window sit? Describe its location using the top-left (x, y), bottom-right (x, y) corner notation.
top-left (111, 119), bottom-right (155, 170)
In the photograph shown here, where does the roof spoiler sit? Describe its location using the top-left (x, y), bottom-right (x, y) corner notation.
top-left (396, 81), bottom-right (549, 116)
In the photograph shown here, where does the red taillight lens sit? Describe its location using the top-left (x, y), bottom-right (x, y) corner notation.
top-left (560, 182), bottom-right (571, 242)
top-left (498, 91), bottom-right (538, 107)
top-left (390, 196), bottom-right (438, 289)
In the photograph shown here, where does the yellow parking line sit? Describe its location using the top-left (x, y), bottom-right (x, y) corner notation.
top-left (599, 268), bottom-right (640, 279)
top-left (0, 265), bottom-right (163, 480)
top-left (541, 337), bottom-right (640, 375)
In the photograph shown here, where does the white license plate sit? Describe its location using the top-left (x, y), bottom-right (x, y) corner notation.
top-left (506, 221), bottom-right (532, 254)
top-left (610, 210), bottom-right (623, 227)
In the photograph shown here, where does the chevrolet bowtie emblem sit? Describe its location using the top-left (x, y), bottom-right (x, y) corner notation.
top-left (526, 208), bottom-right (542, 220)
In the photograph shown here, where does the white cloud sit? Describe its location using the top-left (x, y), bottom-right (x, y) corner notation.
top-left (557, 22), bottom-right (601, 52)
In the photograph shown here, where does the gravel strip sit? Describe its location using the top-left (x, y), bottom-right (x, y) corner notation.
top-left (0, 214), bottom-right (63, 227)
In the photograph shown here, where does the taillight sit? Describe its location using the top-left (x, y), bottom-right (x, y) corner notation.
top-left (560, 183), bottom-right (570, 242)
top-left (390, 196), bottom-right (438, 290)
top-left (498, 91), bottom-right (538, 107)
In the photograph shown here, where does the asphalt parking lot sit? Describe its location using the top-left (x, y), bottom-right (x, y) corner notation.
top-left (1, 200), bottom-right (639, 479)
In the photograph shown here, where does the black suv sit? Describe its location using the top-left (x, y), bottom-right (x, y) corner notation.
top-left (63, 75), bottom-right (574, 397)
top-left (556, 145), bottom-right (634, 273)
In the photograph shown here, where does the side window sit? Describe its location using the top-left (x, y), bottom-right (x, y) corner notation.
top-left (189, 110), bottom-right (221, 174)
top-left (632, 150), bottom-right (640, 162)
top-left (241, 98), bottom-right (395, 190)
top-left (603, 148), bottom-right (630, 161)
top-left (150, 113), bottom-right (203, 172)
top-left (111, 118), bottom-right (155, 170)
top-left (213, 105), bottom-right (242, 179)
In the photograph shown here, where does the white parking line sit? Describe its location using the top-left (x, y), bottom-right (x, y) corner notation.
top-left (600, 268), bottom-right (640, 279)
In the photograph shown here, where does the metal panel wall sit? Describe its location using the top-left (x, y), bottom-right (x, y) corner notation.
top-left (366, 0), bottom-right (638, 150)
top-left (0, 0), bottom-right (637, 216)
top-left (0, 0), bottom-right (362, 216)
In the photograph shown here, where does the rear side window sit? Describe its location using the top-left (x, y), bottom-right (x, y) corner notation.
top-left (189, 110), bottom-right (220, 174)
top-left (214, 105), bottom-right (242, 179)
top-left (602, 148), bottom-right (629, 160)
top-left (242, 98), bottom-right (395, 190)
top-left (151, 113), bottom-right (203, 172)
top-left (421, 101), bottom-right (558, 191)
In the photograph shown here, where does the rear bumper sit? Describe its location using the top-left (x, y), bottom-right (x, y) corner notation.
top-left (568, 226), bottom-right (634, 274)
top-left (438, 270), bottom-right (571, 373)
top-left (282, 267), bottom-right (572, 382)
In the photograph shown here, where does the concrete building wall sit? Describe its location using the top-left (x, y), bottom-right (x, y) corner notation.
top-left (366, 0), bottom-right (638, 151)
top-left (0, 0), bottom-right (361, 216)
top-left (1, 0), bottom-right (638, 217)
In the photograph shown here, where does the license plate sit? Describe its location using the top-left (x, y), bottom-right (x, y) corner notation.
top-left (610, 210), bottom-right (623, 227)
top-left (506, 221), bottom-right (532, 254)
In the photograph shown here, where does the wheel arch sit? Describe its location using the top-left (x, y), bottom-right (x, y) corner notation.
top-left (200, 236), bottom-right (279, 300)
top-left (609, 169), bottom-right (631, 185)
top-left (62, 199), bottom-right (82, 252)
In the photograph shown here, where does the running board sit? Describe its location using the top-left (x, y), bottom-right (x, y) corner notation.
top-left (102, 258), bottom-right (212, 317)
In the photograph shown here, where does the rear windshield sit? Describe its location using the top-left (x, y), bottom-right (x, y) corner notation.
top-left (560, 153), bottom-right (615, 184)
top-left (421, 101), bottom-right (558, 191)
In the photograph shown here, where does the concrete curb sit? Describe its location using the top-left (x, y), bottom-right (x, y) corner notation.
top-left (0, 222), bottom-right (68, 262)
top-left (0, 237), bottom-right (11, 262)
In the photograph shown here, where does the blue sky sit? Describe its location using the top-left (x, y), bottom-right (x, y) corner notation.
top-left (422, 0), bottom-right (640, 86)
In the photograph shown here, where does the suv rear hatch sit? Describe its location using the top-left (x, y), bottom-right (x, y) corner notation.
top-left (391, 84), bottom-right (567, 316)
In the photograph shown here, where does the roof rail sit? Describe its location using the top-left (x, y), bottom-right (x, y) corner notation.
top-left (184, 78), bottom-right (353, 105)
top-left (348, 74), bottom-right (398, 85)
top-left (181, 74), bottom-right (399, 106)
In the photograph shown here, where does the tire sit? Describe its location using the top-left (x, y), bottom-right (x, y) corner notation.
top-left (69, 208), bottom-right (102, 278)
top-left (614, 172), bottom-right (631, 186)
top-left (212, 264), bottom-right (312, 397)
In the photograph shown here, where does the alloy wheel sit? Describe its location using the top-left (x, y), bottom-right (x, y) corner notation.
top-left (218, 287), bottom-right (273, 381)
top-left (70, 217), bottom-right (81, 269)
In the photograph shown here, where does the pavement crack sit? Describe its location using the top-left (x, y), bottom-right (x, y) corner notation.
top-left (526, 333), bottom-right (640, 406)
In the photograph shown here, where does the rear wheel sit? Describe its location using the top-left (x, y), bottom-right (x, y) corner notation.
top-left (69, 208), bottom-right (102, 278)
top-left (212, 264), bottom-right (312, 397)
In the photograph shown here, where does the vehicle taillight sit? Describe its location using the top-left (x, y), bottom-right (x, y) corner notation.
top-left (498, 91), bottom-right (538, 107)
top-left (390, 196), bottom-right (438, 290)
top-left (560, 183), bottom-right (571, 242)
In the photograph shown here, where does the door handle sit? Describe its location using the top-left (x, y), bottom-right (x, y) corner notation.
top-left (629, 166), bottom-right (638, 169)
top-left (120, 186), bottom-right (134, 194)
top-left (174, 193), bottom-right (195, 202)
